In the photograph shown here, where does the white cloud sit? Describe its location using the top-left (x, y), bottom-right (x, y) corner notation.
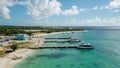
top-left (0, 0), bottom-right (86, 20)
top-left (0, 0), bottom-right (15, 19)
top-left (24, 0), bottom-right (62, 20)
top-left (1, 0), bottom-right (119, 21)
top-left (112, 9), bottom-right (120, 12)
top-left (101, 0), bottom-right (120, 10)
top-left (62, 6), bottom-right (79, 15)
top-left (80, 17), bottom-right (120, 26)
top-left (91, 0), bottom-right (120, 11)
top-left (40, 16), bottom-right (120, 26)
top-left (92, 6), bottom-right (99, 10)
top-left (108, 0), bottom-right (120, 9)
top-left (24, 0), bottom-right (83, 20)
top-left (103, 0), bottom-right (120, 12)
top-left (59, 17), bottom-right (120, 26)
top-left (17, 0), bottom-right (82, 20)
top-left (0, 0), bottom-right (83, 20)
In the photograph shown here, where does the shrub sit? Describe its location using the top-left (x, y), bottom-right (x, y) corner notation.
top-left (10, 44), bottom-right (18, 51)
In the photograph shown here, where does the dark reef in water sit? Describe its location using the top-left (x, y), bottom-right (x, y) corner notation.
top-left (35, 53), bottom-right (68, 59)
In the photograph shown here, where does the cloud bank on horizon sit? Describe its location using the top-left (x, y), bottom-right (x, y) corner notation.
top-left (0, 0), bottom-right (120, 26)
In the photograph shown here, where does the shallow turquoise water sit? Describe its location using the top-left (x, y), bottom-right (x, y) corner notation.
top-left (15, 31), bottom-right (120, 68)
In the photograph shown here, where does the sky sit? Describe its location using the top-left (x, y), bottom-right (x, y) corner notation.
top-left (0, 0), bottom-right (120, 26)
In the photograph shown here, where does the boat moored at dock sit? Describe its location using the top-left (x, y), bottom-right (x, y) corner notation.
top-left (77, 42), bottom-right (94, 49)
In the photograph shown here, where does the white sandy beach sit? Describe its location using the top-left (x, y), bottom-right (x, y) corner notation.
top-left (37, 30), bottom-right (87, 36)
top-left (0, 49), bottom-right (33, 68)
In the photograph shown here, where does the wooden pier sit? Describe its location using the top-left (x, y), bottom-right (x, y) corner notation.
top-left (45, 38), bottom-right (71, 39)
top-left (29, 46), bottom-right (77, 49)
top-left (45, 37), bottom-right (80, 43)
top-left (44, 40), bottom-right (80, 43)
top-left (29, 45), bottom-right (93, 49)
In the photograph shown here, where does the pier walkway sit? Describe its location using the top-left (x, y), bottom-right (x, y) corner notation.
top-left (45, 38), bottom-right (71, 39)
top-left (38, 37), bottom-right (45, 47)
top-left (29, 46), bottom-right (77, 49)
top-left (45, 37), bottom-right (80, 43)
top-left (44, 37), bottom-right (80, 43)
top-left (29, 45), bottom-right (94, 49)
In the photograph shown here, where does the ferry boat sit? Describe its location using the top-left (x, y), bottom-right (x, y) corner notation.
top-left (77, 42), bottom-right (94, 49)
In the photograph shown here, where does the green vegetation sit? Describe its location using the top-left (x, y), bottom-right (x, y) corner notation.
top-left (0, 42), bottom-right (32, 57)
top-left (0, 26), bottom-right (85, 36)
top-left (0, 50), bottom-right (5, 57)
top-left (14, 42), bottom-right (32, 48)
top-left (10, 43), bottom-right (18, 51)
top-left (4, 42), bottom-right (32, 49)
top-left (0, 42), bottom-right (31, 57)
top-left (0, 26), bottom-right (30, 36)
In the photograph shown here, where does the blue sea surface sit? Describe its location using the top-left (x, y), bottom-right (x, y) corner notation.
top-left (15, 27), bottom-right (120, 68)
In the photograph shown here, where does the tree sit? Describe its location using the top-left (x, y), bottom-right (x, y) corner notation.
top-left (10, 43), bottom-right (18, 51)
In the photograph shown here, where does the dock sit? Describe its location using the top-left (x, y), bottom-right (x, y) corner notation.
top-left (44, 40), bottom-right (80, 43)
top-left (44, 39), bottom-right (80, 43)
top-left (29, 46), bottom-right (77, 49)
top-left (30, 37), bottom-right (93, 49)
top-left (29, 45), bottom-right (94, 49)
top-left (45, 38), bottom-right (71, 39)
top-left (44, 37), bottom-right (80, 43)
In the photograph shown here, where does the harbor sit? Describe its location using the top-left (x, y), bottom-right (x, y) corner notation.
top-left (30, 37), bottom-right (93, 49)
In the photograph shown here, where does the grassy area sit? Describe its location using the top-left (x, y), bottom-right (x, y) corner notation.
top-left (0, 50), bottom-right (5, 57)
top-left (4, 42), bottom-right (32, 49)
top-left (16, 42), bottom-right (32, 48)
top-left (0, 42), bottom-right (32, 57)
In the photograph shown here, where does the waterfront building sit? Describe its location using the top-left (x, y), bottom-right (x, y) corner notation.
top-left (16, 34), bottom-right (29, 40)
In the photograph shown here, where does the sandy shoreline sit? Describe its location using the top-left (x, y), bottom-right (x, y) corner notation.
top-left (38, 30), bottom-right (87, 36)
top-left (0, 31), bottom-right (86, 68)
top-left (0, 49), bottom-right (33, 68)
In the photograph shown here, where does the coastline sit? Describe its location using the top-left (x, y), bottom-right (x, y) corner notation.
top-left (0, 30), bottom-right (86, 68)
top-left (0, 48), bottom-right (33, 68)
top-left (43, 30), bottom-right (87, 36)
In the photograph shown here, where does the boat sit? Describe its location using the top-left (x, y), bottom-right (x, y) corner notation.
top-left (71, 32), bottom-right (75, 34)
top-left (77, 42), bottom-right (94, 49)
top-left (67, 37), bottom-right (80, 42)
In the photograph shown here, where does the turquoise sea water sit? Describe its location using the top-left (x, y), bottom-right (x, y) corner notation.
top-left (15, 30), bottom-right (120, 68)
